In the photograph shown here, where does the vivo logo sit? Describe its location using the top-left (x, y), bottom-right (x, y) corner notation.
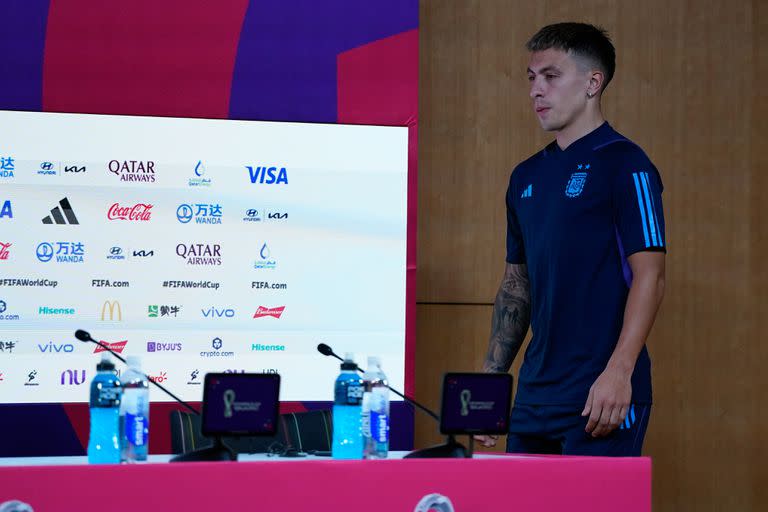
top-left (60, 369), bottom-right (86, 385)
top-left (38, 342), bottom-right (75, 353)
top-left (202, 307), bottom-right (235, 318)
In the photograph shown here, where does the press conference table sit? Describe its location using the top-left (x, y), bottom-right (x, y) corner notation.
top-left (0, 452), bottom-right (651, 511)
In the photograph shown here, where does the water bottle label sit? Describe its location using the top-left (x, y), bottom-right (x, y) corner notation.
top-left (370, 411), bottom-right (389, 443)
top-left (125, 413), bottom-right (147, 447)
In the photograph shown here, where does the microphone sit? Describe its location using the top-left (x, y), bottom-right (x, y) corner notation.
top-left (316, 342), bottom-right (439, 421)
top-left (75, 329), bottom-right (200, 416)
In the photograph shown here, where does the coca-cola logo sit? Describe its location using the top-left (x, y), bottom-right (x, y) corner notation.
top-left (107, 203), bottom-right (153, 221)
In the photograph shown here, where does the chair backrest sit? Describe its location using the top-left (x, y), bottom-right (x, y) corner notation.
top-left (169, 409), bottom-right (333, 455)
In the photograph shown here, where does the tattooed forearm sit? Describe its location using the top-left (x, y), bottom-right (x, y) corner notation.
top-left (482, 264), bottom-right (531, 373)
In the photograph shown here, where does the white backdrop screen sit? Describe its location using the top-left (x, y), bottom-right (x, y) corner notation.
top-left (0, 110), bottom-right (408, 404)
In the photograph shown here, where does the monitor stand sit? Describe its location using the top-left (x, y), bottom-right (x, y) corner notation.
top-left (403, 435), bottom-right (472, 459)
top-left (170, 437), bottom-right (236, 463)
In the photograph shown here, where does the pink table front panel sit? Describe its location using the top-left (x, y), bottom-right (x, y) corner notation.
top-left (0, 455), bottom-right (651, 511)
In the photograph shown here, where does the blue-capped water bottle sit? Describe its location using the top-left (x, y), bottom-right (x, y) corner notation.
top-left (88, 355), bottom-right (122, 464)
top-left (120, 356), bottom-right (149, 462)
top-left (332, 353), bottom-right (364, 459)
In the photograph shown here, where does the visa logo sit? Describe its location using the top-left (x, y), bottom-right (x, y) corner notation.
top-left (246, 166), bottom-right (288, 185)
top-left (0, 200), bottom-right (11, 219)
top-left (202, 307), bottom-right (235, 318)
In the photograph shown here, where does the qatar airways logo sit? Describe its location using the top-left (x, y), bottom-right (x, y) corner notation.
top-left (108, 160), bottom-right (156, 183)
top-left (107, 203), bottom-right (153, 221)
top-left (253, 306), bottom-right (285, 319)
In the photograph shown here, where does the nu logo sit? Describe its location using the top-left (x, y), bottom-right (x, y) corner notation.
top-left (60, 369), bottom-right (86, 385)
top-left (42, 197), bottom-right (79, 224)
top-left (101, 300), bottom-right (122, 321)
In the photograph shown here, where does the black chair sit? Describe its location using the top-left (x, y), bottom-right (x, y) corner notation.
top-left (169, 409), bottom-right (333, 456)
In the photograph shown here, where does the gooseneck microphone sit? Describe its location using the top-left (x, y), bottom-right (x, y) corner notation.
top-left (75, 329), bottom-right (200, 416)
top-left (316, 343), bottom-right (439, 421)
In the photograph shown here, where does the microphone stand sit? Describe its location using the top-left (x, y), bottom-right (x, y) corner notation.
top-left (317, 344), bottom-right (468, 458)
top-left (76, 330), bottom-right (235, 462)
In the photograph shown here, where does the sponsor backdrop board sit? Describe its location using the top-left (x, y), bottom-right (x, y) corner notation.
top-left (0, 0), bottom-right (417, 455)
top-left (0, 109), bottom-right (408, 405)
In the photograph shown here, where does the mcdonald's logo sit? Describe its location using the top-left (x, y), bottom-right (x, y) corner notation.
top-left (101, 300), bottom-right (122, 321)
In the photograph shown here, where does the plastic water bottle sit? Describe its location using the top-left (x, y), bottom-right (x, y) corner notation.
top-left (362, 356), bottom-right (390, 459)
top-left (88, 355), bottom-right (122, 464)
top-left (332, 353), bottom-right (364, 459)
top-left (120, 356), bottom-right (149, 462)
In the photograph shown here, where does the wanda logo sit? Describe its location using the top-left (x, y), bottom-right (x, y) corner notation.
top-left (107, 203), bottom-right (153, 221)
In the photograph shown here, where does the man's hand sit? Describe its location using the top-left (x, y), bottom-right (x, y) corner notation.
top-left (473, 435), bottom-right (499, 448)
top-left (581, 365), bottom-right (632, 437)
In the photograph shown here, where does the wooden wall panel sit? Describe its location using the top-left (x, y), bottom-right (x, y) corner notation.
top-left (416, 1), bottom-right (766, 511)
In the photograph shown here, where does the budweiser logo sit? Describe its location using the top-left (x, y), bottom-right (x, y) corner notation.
top-left (0, 242), bottom-right (10, 260)
top-left (253, 306), bottom-right (285, 319)
top-left (94, 340), bottom-right (128, 353)
top-left (107, 203), bottom-right (153, 221)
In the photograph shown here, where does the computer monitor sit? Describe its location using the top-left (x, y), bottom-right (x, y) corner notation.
top-left (201, 373), bottom-right (280, 437)
top-left (439, 372), bottom-right (513, 435)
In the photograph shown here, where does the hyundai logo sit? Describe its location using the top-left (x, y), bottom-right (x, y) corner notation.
top-left (110, 247), bottom-right (123, 256)
top-left (40, 162), bottom-right (54, 171)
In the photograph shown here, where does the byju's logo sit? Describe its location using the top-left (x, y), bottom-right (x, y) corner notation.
top-left (25, 370), bottom-right (39, 386)
top-left (188, 369), bottom-right (201, 385)
top-left (107, 203), bottom-right (153, 221)
top-left (60, 369), bottom-right (86, 385)
top-left (93, 340), bottom-right (127, 353)
top-left (0, 200), bottom-right (12, 219)
top-left (108, 160), bottom-right (156, 183)
top-left (0, 155), bottom-right (16, 178)
top-left (0, 300), bottom-right (20, 321)
top-left (107, 247), bottom-right (126, 260)
top-left (254, 243), bottom-right (276, 270)
top-left (200, 337), bottom-right (234, 358)
top-left (189, 160), bottom-right (212, 187)
top-left (0, 242), bottom-right (11, 260)
top-left (36, 242), bottom-right (85, 263)
top-left (246, 165), bottom-right (288, 185)
top-left (253, 306), bottom-right (285, 319)
top-left (148, 305), bottom-right (181, 318)
top-left (38, 342), bottom-right (75, 353)
top-left (100, 300), bottom-right (122, 321)
top-left (147, 341), bottom-right (182, 352)
top-left (202, 307), bottom-right (235, 319)
top-left (176, 243), bottom-right (222, 266)
top-left (42, 197), bottom-right (79, 225)
top-left (176, 203), bottom-right (222, 225)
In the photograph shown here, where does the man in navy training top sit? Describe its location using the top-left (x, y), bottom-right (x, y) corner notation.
top-left (477, 23), bottom-right (666, 456)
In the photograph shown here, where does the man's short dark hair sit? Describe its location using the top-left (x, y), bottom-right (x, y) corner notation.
top-left (526, 22), bottom-right (616, 92)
